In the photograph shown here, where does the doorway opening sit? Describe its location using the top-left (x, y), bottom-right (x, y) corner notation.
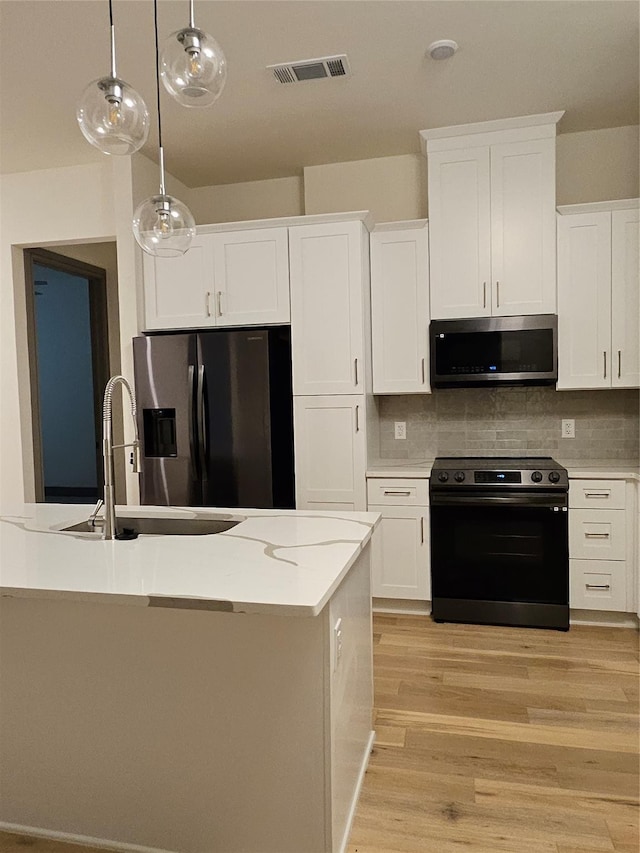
top-left (24, 248), bottom-right (110, 503)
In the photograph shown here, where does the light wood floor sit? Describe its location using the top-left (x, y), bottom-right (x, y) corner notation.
top-left (1, 614), bottom-right (638, 853)
top-left (347, 613), bottom-right (639, 853)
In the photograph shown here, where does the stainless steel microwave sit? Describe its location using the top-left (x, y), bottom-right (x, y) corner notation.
top-left (430, 314), bottom-right (558, 388)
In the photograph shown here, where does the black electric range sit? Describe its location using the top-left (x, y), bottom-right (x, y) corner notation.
top-left (429, 456), bottom-right (569, 630)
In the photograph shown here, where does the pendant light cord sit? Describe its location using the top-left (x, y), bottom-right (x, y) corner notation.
top-left (153, 0), bottom-right (166, 195)
top-left (189, 0), bottom-right (195, 28)
top-left (108, 0), bottom-right (116, 78)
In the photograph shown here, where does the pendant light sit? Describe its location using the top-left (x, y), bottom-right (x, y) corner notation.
top-left (160, 0), bottom-right (227, 108)
top-left (76, 0), bottom-right (149, 155)
top-left (132, 0), bottom-right (196, 258)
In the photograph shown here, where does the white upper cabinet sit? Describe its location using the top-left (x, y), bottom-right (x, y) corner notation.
top-left (611, 208), bottom-right (640, 388)
top-left (489, 139), bottom-right (557, 316)
top-left (143, 235), bottom-right (215, 330)
top-left (421, 113), bottom-right (563, 320)
top-left (557, 201), bottom-right (639, 390)
top-left (370, 222), bottom-right (430, 394)
top-left (427, 147), bottom-right (492, 319)
top-left (212, 228), bottom-right (290, 327)
top-left (142, 227), bottom-right (290, 331)
top-left (289, 220), bottom-right (369, 396)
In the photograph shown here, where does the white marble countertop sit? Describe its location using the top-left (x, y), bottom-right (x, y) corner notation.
top-left (0, 504), bottom-right (380, 617)
top-left (564, 464), bottom-right (639, 481)
top-left (366, 460), bottom-right (434, 478)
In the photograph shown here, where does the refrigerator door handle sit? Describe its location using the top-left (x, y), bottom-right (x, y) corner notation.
top-left (197, 365), bottom-right (207, 480)
top-left (188, 365), bottom-right (197, 477)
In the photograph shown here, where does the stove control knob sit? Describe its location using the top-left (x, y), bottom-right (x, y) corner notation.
top-left (548, 471), bottom-right (561, 484)
top-left (454, 471), bottom-right (465, 483)
top-left (531, 471), bottom-right (543, 483)
top-left (437, 471), bottom-right (449, 483)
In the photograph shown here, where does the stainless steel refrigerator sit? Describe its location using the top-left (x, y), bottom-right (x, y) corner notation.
top-left (132, 327), bottom-right (295, 509)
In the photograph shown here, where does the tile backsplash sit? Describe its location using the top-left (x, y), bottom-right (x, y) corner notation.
top-left (377, 387), bottom-right (639, 463)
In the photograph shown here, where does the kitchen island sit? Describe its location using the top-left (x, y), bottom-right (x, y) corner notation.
top-left (0, 504), bottom-right (379, 853)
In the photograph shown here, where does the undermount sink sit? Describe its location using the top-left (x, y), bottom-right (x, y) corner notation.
top-left (62, 515), bottom-right (244, 537)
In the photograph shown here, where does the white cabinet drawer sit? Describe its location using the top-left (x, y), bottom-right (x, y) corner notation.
top-left (367, 478), bottom-right (429, 506)
top-left (569, 479), bottom-right (626, 509)
top-left (570, 559), bottom-right (627, 611)
top-left (569, 509), bottom-right (626, 560)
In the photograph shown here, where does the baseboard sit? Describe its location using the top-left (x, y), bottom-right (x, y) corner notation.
top-left (0, 823), bottom-right (178, 853)
top-left (338, 729), bottom-right (376, 853)
top-left (373, 598), bottom-right (431, 615)
top-left (570, 609), bottom-right (639, 629)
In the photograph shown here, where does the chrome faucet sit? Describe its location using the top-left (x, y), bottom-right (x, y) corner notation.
top-left (101, 375), bottom-right (141, 540)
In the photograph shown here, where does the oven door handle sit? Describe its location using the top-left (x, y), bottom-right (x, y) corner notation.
top-left (430, 493), bottom-right (567, 509)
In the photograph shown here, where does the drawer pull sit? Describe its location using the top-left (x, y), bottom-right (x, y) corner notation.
top-left (584, 492), bottom-right (610, 498)
top-left (618, 349), bottom-right (622, 378)
top-left (354, 358), bottom-right (359, 387)
top-left (603, 351), bottom-right (607, 379)
top-left (383, 490), bottom-right (412, 496)
top-left (420, 516), bottom-right (425, 544)
top-left (584, 532), bottom-right (610, 539)
top-left (421, 358), bottom-right (425, 384)
top-left (586, 583), bottom-right (611, 591)
top-left (355, 405), bottom-right (360, 433)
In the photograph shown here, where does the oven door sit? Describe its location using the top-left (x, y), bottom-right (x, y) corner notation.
top-left (430, 491), bottom-right (569, 629)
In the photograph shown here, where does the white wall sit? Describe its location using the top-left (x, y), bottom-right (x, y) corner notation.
top-left (556, 125), bottom-right (639, 205)
top-left (189, 176), bottom-right (304, 224)
top-left (304, 154), bottom-right (426, 222)
top-left (185, 127), bottom-right (638, 225)
top-left (0, 162), bottom-right (117, 510)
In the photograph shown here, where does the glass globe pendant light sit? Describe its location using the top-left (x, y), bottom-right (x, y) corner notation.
top-left (76, 0), bottom-right (149, 155)
top-left (133, 0), bottom-right (196, 258)
top-left (160, 0), bottom-right (227, 107)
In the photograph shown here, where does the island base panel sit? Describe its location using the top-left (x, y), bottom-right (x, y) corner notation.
top-left (0, 545), bottom-right (373, 853)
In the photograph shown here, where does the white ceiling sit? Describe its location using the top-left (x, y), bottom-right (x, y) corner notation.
top-left (0, 1), bottom-right (638, 188)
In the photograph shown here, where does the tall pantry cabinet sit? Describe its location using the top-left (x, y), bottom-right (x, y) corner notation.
top-left (289, 215), bottom-right (373, 511)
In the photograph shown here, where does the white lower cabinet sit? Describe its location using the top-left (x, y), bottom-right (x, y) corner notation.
top-left (367, 478), bottom-right (430, 601)
top-left (569, 478), bottom-right (634, 612)
top-left (294, 396), bottom-right (367, 511)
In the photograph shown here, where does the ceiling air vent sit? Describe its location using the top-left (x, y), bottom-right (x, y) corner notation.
top-left (267, 54), bottom-right (351, 84)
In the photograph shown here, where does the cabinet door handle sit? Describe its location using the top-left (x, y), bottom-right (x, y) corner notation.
top-left (355, 405), bottom-right (360, 433)
top-left (496, 281), bottom-right (500, 308)
top-left (205, 291), bottom-right (212, 317)
top-left (420, 516), bottom-right (425, 544)
top-left (618, 350), bottom-right (622, 378)
top-left (354, 358), bottom-right (359, 387)
top-left (483, 281), bottom-right (487, 309)
top-left (586, 583), bottom-right (610, 590)
top-left (383, 490), bottom-right (412, 496)
top-left (603, 351), bottom-right (607, 378)
top-left (216, 291), bottom-right (223, 317)
top-left (584, 532), bottom-right (610, 539)
top-left (421, 358), bottom-right (425, 384)
top-left (585, 491), bottom-right (610, 498)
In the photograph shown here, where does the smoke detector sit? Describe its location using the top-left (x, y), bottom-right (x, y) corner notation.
top-left (427, 40), bottom-right (458, 60)
top-left (267, 54), bottom-right (351, 84)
